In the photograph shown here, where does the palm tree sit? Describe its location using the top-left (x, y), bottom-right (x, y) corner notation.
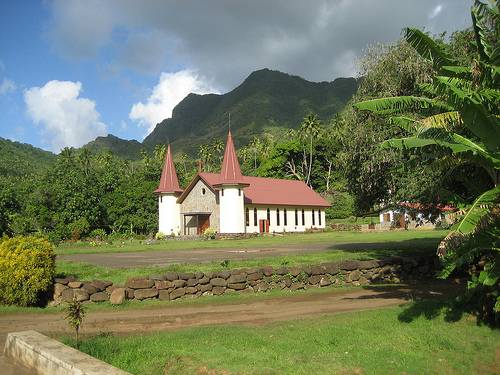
top-left (299, 113), bottom-right (322, 186)
top-left (354, 0), bottom-right (499, 320)
top-left (78, 148), bottom-right (92, 176)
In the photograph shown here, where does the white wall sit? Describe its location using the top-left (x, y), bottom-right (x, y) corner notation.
top-left (219, 185), bottom-right (245, 233)
top-left (158, 193), bottom-right (181, 235)
top-left (245, 205), bottom-right (326, 233)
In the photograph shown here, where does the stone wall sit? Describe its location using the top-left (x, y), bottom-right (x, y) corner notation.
top-left (52, 256), bottom-right (438, 305)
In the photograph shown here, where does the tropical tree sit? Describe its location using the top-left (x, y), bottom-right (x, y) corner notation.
top-left (299, 113), bottom-right (322, 186)
top-left (354, 0), bottom-right (500, 322)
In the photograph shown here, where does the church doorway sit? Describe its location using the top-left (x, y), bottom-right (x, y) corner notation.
top-left (182, 213), bottom-right (211, 236)
top-left (259, 219), bottom-right (269, 233)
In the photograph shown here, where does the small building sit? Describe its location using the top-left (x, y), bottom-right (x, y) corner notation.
top-left (379, 202), bottom-right (455, 229)
top-left (155, 131), bottom-right (330, 235)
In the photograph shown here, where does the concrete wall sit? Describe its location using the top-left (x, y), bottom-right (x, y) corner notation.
top-left (4, 330), bottom-right (129, 375)
top-left (181, 179), bottom-right (220, 234)
top-left (158, 193), bottom-right (181, 236)
top-left (245, 205), bottom-right (326, 233)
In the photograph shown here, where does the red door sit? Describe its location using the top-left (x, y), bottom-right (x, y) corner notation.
top-left (259, 219), bottom-right (269, 233)
top-left (197, 215), bottom-right (210, 235)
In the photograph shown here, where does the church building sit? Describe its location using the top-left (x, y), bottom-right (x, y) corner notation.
top-left (155, 131), bottom-right (330, 235)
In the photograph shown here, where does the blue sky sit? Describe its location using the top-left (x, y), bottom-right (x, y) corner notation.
top-left (0, 1), bottom-right (471, 153)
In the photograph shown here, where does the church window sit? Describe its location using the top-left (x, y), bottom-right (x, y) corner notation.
top-left (267, 208), bottom-right (270, 223)
top-left (276, 209), bottom-right (280, 226)
top-left (254, 208), bottom-right (257, 226)
top-left (312, 210), bottom-right (315, 225)
top-left (245, 208), bottom-right (249, 226)
top-left (302, 209), bottom-right (305, 225)
top-left (160, 196), bottom-right (162, 203)
top-left (221, 189), bottom-right (224, 196)
top-left (201, 188), bottom-right (206, 195)
top-left (319, 210), bottom-right (322, 225)
top-left (284, 208), bottom-right (287, 226)
top-left (295, 209), bottom-right (298, 225)
top-left (238, 189), bottom-right (241, 196)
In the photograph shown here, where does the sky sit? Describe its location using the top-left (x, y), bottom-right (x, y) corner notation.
top-left (0, 0), bottom-right (471, 153)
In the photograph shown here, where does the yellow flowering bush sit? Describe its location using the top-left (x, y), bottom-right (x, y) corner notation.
top-left (0, 236), bottom-right (55, 306)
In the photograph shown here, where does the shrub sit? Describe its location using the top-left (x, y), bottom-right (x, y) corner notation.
top-left (89, 228), bottom-right (106, 240)
top-left (0, 236), bottom-right (55, 306)
top-left (155, 232), bottom-right (166, 240)
top-left (203, 227), bottom-right (217, 240)
top-left (69, 218), bottom-right (90, 241)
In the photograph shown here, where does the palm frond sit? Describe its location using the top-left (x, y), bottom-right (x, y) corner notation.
top-left (388, 116), bottom-right (417, 132)
top-left (418, 111), bottom-right (462, 131)
top-left (354, 96), bottom-right (451, 115)
top-left (404, 28), bottom-right (456, 70)
top-left (456, 185), bottom-right (500, 234)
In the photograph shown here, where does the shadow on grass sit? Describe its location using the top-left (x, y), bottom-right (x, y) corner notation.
top-left (324, 237), bottom-right (443, 259)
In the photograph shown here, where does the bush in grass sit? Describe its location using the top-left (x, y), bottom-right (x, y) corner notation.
top-left (203, 227), bottom-right (217, 240)
top-left (0, 236), bottom-right (55, 306)
top-left (69, 218), bottom-right (90, 241)
top-left (89, 228), bottom-right (106, 240)
top-left (155, 231), bottom-right (166, 240)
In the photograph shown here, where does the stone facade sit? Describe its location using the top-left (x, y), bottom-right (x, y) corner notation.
top-left (180, 179), bottom-right (220, 234)
top-left (51, 256), bottom-right (437, 305)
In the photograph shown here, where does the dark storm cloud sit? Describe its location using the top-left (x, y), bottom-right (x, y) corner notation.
top-left (47, 0), bottom-right (471, 90)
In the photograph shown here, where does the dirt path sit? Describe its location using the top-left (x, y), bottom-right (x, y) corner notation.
top-left (0, 282), bottom-right (458, 351)
top-left (59, 243), bottom-right (345, 268)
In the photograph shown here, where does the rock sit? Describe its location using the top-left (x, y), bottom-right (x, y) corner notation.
top-left (210, 278), bottom-right (227, 287)
top-left (125, 288), bottom-right (135, 299)
top-left (172, 280), bottom-right (187, 288)
top-left (322, 263), bottom-right (340, 275)
top-left (255, 282), bottom-right (269, 292)
top-left (319, 277), bottom-right (331, 287)
top-left (91, 280), bottom-right (113, 291)
top-left (134, 288), bottom-right (158, 300)
top-left (198, 276), bottom-right (210, 285)
top-left (186, 287), bottom-right (198, 294)
top-left (68, 281), bottom-right (83, 288)
top-left (308, 275), bottom-right (322, 285)
top-left (82, 283), bottom-right (98, 295)
top-left (275, 267), bottom-right (288, 275)
top-left (194, 271), bottom-right (204, 279)
top-left (289, 267), bottom-right (301, 277)
top-left (158, 290), bottom-right (170, 300)
top-left (169, 288), bottom-right (186, 300)
top-left (187, 279), bottom-right (198, 287)
top-left (155, 280), bottom-right (173, 290)
top-left (247, 272), bottom-right (263, 281)
top-left (261, 267), bottom-right (274, 276)
top-left (358, 276), bottom-right (369, 285)
top-left (149, 274), bottom-right (166, 281)
top-left (125, 279), bottom-right (154, 289)
top-left (74, 289), bottom-right (90, 302)
top-left (198, 283), bottom-right (212, 293)
top-left (212, 286), bottom-right (226, 295)
top-left (216, 270), bottom-right (231, 279)
top-left (227, 274), bottom-right (246, 284)
top-left (310, 265), bottom-right (326, 276)
top-left (290, 282), bottom-right (305, 291)
top-left (348, 270), bottom-right (362, 282)
top-left (358, 260), bottom-right (379, 270)
top-left (283, 277), bottom-right (292, 288)
top-left (339, 260), bottom-right (360, 271)
top-left (90, 292), bottom-right (109, 302)
top-left (106, 285), bottom-right (118, 294)
top-left (53, 283), bottom-right (68, 297)
top-left (54, 276), bottom-right (75, 285)
top-left (165, 272), bottom-right (178, 281)
top-left (178, 272), bottom-right (195, 280)
top-left (227, 282), bottom-right (246, 290)
top-left (61, 288), bottom-right (74, 302)
top-left (110, 288), bottom-right (126, 305)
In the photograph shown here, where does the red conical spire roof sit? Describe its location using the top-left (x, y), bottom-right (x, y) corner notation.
top-left (155, 144), bottom-right (183, 194)
top-left (215, 130), bottom-right (248, 186)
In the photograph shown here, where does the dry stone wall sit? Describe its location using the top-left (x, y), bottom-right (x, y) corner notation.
top-left (51, 256), bottom-right (438, 305)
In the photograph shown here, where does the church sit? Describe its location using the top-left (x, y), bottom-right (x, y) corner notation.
top-left (155, 131), bottom-right (330, 236)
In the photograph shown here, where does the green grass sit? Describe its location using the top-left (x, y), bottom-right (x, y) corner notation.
top-left (67, 301), bottom-right (500, 375)
top-left (56, 231), bottom-right (443, 285)
top-left (56, 230), bottom-right (446, 255)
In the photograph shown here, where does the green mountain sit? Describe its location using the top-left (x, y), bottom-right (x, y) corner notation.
top-left (82, 134), bottom-right (143, 160)
top-left (143, 69), bottom-right (358, 154)
top-left (0, 137), bottom-right (56, 177)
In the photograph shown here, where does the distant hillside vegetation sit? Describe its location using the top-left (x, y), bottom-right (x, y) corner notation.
top-left (0, 137), bottom-right (56, 177)
top-left (82, 134), bottom-right (143, 160)
top-left (143, 68), bottom-right (358, 154)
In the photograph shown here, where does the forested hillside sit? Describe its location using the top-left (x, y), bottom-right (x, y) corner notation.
top-left (0, 137), bottom-right (56, 176)
top-left (82, 134), bottom-right (143, 160)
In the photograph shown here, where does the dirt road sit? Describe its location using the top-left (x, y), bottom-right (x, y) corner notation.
top-left (0, 282), bottom-right (458, 349)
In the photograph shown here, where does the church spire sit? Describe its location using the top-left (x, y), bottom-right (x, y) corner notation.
top-left (155, 144), bottom-right (183, 194)
top-left (216, 130), bottom-right (247, 186)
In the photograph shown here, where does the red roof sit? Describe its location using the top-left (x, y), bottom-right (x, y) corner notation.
top-left (197, 172), bottom-right (330, 207)
top-left (215, 130), bottom-right (247, 186)
top-left (154, 144), bottom-right (183, 194)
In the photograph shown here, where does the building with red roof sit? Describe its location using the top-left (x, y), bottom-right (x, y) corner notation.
top-left (155, 131), bottom-right (330, 235)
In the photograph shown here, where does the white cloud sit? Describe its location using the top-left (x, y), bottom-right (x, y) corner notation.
top-left (130, 70), bottom-right (218, 135)
top-left (24, 80), bottom-right (107, 151)
top-left (0, 78), bottom-right (16, 95)
top-left (429, 5), bottom-right (443, 19)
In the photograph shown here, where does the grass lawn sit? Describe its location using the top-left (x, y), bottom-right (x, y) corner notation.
top-left (67, 301), bottom-right (500, 375)
top-left (56, 229), bottom-right (446, 255)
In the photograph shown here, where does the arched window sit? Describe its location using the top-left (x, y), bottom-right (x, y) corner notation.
top-left (294, 209), bottom-right (298, 225)
top-left (245, 207), bottom-right (249, 226)
top-left (267, 208), bottom-right (270, 223)
top-left (301, 209), bottom-right (305, 225)
top-left (254, 208), bottom-right (257, 226)
top-left (318, 210), bottom-right (322, 225)
top-left (312, 209), bottom-right (315, 225)
top-left (276, 208), bottom-right (280, 226)
top-left (283, 208), bottom-right (287, 226)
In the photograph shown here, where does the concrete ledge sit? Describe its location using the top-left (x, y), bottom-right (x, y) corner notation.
top-left (4, 331), bottom-right (130, 375)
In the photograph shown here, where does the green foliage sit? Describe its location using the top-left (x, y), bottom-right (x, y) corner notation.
top-left (203, 227), bottom-right (217, 240)
top-left (324, 191), bottom-right (355, 219)
top-left (155, 232), bottom-right (166, 240)
top-left (0, 236), bottom-right (55, 306)
top-left (82, 134), bottom-right (143, 160)
top-left (65, 299), bottom-right (86, 349)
